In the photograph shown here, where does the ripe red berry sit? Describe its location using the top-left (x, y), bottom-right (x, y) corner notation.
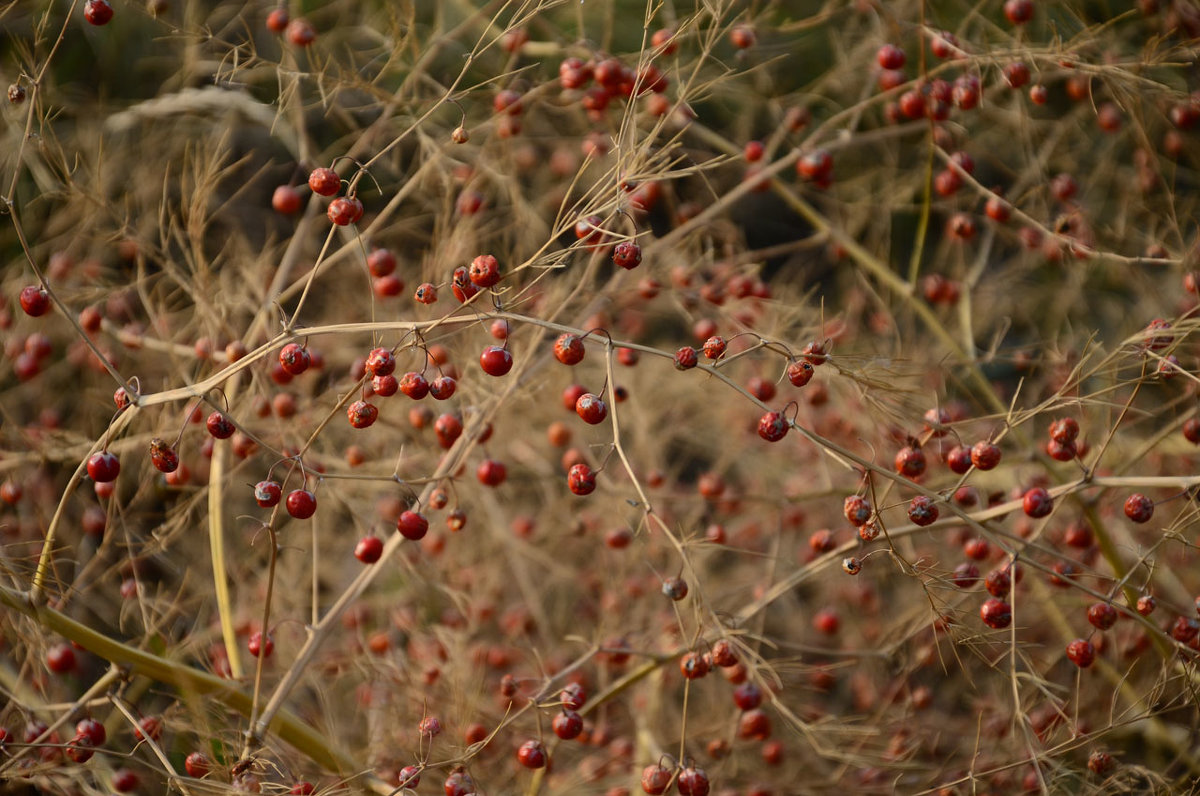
top-left (397, 510), bottom-right (429, 540)
top-left (1124, 493), bottom-right (1153, 523)
top-left (468, 254), bottom-right (501, 288)
top-left (516, 739), bottom-right (547, 769)
top-left (1022, 486), bottom-right (1053, 518)
top-left (429, 375), bottom-right (457, 401)
top-left (134, 716), bottom-right (162, 742)
top-left (46, 642), bottom-right (77, 673)
top-left (308, 167), bottom-right (340, 196)
top-left (286, 489), bottom-right (317, 519)
top-left (476, 459), bottom-right (507, 487)
top-left (372, 374), bottom-right (398, 396)
top-left (552, 710), bottom-right (583, 740)
top-left (479, 346), bottom-right (513, 376)
top-left (19, 285), bottom-right (50, 317)
top-left (729, 24), bottom-right (756, 49)
top-left (1003, 0), bottom-right (1034, 24)
top-left (908, 495), bottom-right (939, 526)
top-left (206, 412), bottom-right (235, 439)
top-left (87, 451), bottom-right (120, 483)
top-left (1184, 418), bottom-right (1200, 444)
top-left (285, 18), bottom-right (316, 46)
top-left (980, 597), bottom-right (1013, 628)
top-left (567, 463), bottom-right (596, 495)
top-left (444, 769), bottom-right (475, 796)
top-left (254, 480), bottom-right (282, 507)
top-left (876, 44), bottom-right (905, 70)
top-left (272, 185), bottom-right (302, 214)
top-left (1003, 62), bottom-right (1031, 89)
top-left (985, 195), bottom-right (1011, 222)
top-left (184, 751), bottom-right (210, 778)
top-left (248, 631), bottom-right (274, 658)
top-left (1087, 602), bottom-right (1118, 631)
top-left (612, 241), bottom-right (642, 269)
top-left (1066, 638), bottom-right (1095, 668)
top-left (84, 0), bottom-right (114, 25)
top-left (279, 343), bottom-right (310, 375)
top-left (641, 763), bottom-right (673, 795)
top-left (266, 7), bottom-right (289, 33)
top-left (434, 412), bottom-right (463, 448)
top-left (365, 347), bottom-right (396, 377)
top-left (554, 334), bottom-right (585, 365)
top-left (355, 535), bottom-right (384, 564)
top-left (1048, 417), bottom-right (1079, 444)
top-left (757, 410), bottom-right (788, 442)
top-left (985, 568), bottom-right (1011, 598)
top-left (575, 393), bottom-right (608, 424)
top-left (397, 371), bottom-right (429, 400)
top-left (677, 766), bottom-right (710, 796)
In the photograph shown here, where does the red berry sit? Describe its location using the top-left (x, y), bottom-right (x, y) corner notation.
top-left (372, 374), bottom-right (398, 396)
top-left (575, 393), bottom-right (608, 424)
top-left (1003, 62), bottom-right (1031, 89)
top-left (414, 282), bottom-right (438, 304)
top-left (347, 400), bottom-right (379, 429)
top-left (429, 375), bottom-right (457, 400)
top-left (729, 24), bottom-right (756, 49)
top-left (970, 440), bottom-right (1001, 470)
top-left (308, 167), bottom-right (339, 196)
top-left (87, 451), bottom-right (120, 483)
top-left (286, 18), bottom-right (316, 46)
top-left (1022, 486), bottom-right (1053, 518)
top-left (844, 495), bottom-right (872, 526)
top-left (554, 334), bottom-right (585, 365)
top-left (1003, 0), bottom-right (1034, 24)
top-left (552, 710), bottom-right (583, 739)
top-left (367, 248), bottom-right (397, 277)
top-left (1066, 638), bottom-right (1095, 668)
top-left (612, 241), bottom-right (642, 269)
top-left (19, 285), bottom-right (50, 317)
top-left (1185, 418), bottom-right (1200, 444)
top-left (355, 535), bottom-right (384, 563)
top-left (985, 195), bottom-right (1011, 222)
top-left (47, 642), bottom-right (76, 673)
top-left (894, 444), bottom-right (927, 478)
top-left (206, 412), bottom-right (235, 439)
top-left (985, 568), bottom-right (1011, 598)
top-left (479, 345), bottom-right (513, 376)
top-left (279, 343), bottom-right (310, 375)
top-left (272, 185), bottom-right (302, 214)
top-left (134, 716), bottom-right (162, 742)
top-left (451, 266), bottom-right (480, 303)
top-left (908, 495), bottom-right (939, 526)
top-left (1048, 417), bottom-right (1079, 444)
top-left (876, 44), bottom-right (905, 70)
top-left (677, 765), bottom-right (710, 796)
top-left (641, 763), bottom-right (672, 795)
top-left (286, 489), bottom-right (317, 519)
top-left (703, 336), bottom-right (727, 360)
top-left (84, 0), bottom-right (113, 25)
top-left (149, 438), bottom-right (180, 473)
top-left (254, 480), bottom-right (282, 507)
top-left (185, 751), bottom-right (210, 777)
top-left (399, 371), bottom-right (430, 399)
top-left (980, 597), bottom-right (1013, 628)
top-left (733, 681), bottom-right (762, 710)
top-left (327, 196), bottom-right (363, 226)
top-left (516, 739), bottom-right (547, 769)
top-left (476, 459), bottom-right (507, 487)
top-left (397, 510), bottom-right (429, 540)
top-left (443, 770), bottom-right (475, 796)
top-left (1124, 493), bottom-right (1153, 523)
top-left (757, 410), bottom-right (788, 442)
top-left (1087, 602), bottom-right (1118, 630)
top-left (248, 631), bottom-right (274, 658)
top-left (365, 347), bottom-right (396, 377)
top-left (468, 254), bottom-right (501, 288)
top-left (266, 7), bottom-right (289, 33)
top-left (434, 412), bottom-right (463, 448)
top-left (396, 766), bottom-right (420, 788)
top-left (567, 463), bottom-right (596, 495)
top-left (291, 783), bottom-right (316, 796)
top-left (674, 346), bottom-right (699, 370)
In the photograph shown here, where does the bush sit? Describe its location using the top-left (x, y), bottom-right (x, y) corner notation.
top-left (1, 1), bottom-right (1199, 794)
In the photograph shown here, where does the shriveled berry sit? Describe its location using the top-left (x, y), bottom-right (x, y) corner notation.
top-left (844, 495), bottom-right (872, 526)
top-left (908, 495), bottom-right (939, 526)
top-left (757, 410), bottom-right (788, 441)
top-left (468, 254), bottom-right (501, 288)
top-left (895, 444), bottom-right (927, 478)
top-left (206, 412), bottom-right (235, 439)
top-left (568, 463), bottom-right (596, 495)
top-left (279, 343), bottom-right (310, 375)
top-left (1124, 493), bottom-right (1153, 523)
top-left (612, 241), bottom-right (642, 269)
top-left (149, 438), bottom-right (179, 473)
top-left (674, 346), bottom-right (699, 370)
top-left (970, 440), bottom-right (1001, 470)
top-left (347, 400), bottom-right (379, 429)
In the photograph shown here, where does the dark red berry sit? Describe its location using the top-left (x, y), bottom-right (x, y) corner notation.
top-left (87, 451), bottom-right (120, 483)
top-left (479, 345), bottom-right (513, 376)
top-left (674, 346), bottom-right (699, 370)
top-left (757, 410), bottom-right (788, 442)
top-left (1066, 638), bottom-right (1095, 668)
top-left (397, 510), bottom-right (429, 540)
top-left (149, 438), bottom-right (179, 473)
top-left (970, 440), bottom-right (1001, 470)
top-left (516, 739), bottom-right (547, 769)
top-left (895, 444), bottom-right (927, 478)
top-left (612, 241), bottom-right (642, 269)
top-left (1022, 486), bottom-right (1053, 518)
top-left (206, 412), bottom-right (235, 439)
top-left (980, 598), bottom-right (1012, 628)
top-left (355, 535), bottom-right (384, 563)
top-left (567, 463), bottom-right (596, 495)
top-left (19, 285), bottom-right (50, 317)
top-left (84, 0), bottom-right (113, 25)
top-left (1124, 493), bottom-right (1153, 523)
top-left (347, 400), bottom-right (379, 429)
top-left (908, 495), bottom-right (939, 526)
